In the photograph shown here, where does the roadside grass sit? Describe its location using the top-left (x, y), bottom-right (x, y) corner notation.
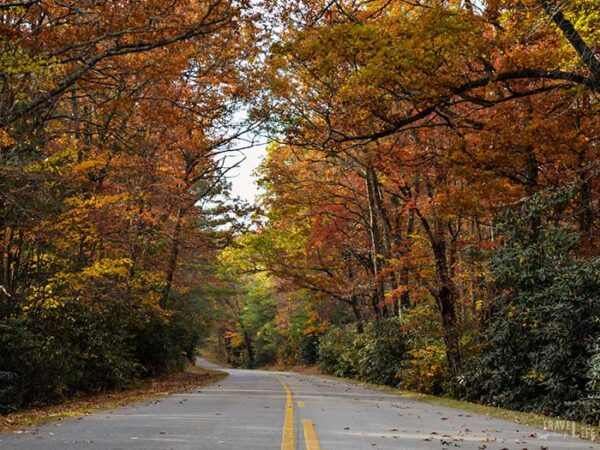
top-left (0, 364), bottom-right (226, 435)
top-left (291, 369), bottom-right (600, 442)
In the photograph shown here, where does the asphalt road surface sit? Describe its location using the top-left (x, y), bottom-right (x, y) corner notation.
top-left (1, 357), bottom-right (599, 449)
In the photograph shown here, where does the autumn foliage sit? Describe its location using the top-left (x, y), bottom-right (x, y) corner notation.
top-left (1, 0), bottom-right (599, 423)
top-left (0, 0), bottom-right (256, 411)
top-left (215, 0), bottom-right (600, 422)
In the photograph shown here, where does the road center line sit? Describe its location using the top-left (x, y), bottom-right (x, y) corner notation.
top-left (303, 420), bottom-right (322, 450)
top-left (278, 377), bottom-right (295, 450)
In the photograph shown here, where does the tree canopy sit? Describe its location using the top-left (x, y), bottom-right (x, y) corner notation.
top-left (1, 0), bottom-right (599, 422)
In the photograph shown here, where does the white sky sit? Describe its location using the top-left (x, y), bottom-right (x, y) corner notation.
top-left (227, 142), bottom-right (267, 204)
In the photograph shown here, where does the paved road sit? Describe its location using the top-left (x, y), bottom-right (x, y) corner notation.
top-left (1, 357), bottom-right (598, 449)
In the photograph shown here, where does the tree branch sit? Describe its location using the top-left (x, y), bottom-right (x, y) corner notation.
top-left (1, 0), bottom-right (233, 126)
top-left (538, 0), bottom-right (600, 79)
top-left (0, 0), bottom-right (40, 10)
top-left (337, 69), bottom-right (598, 142)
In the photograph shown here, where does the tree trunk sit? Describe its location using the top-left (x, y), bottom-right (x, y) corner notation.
top-left (161, 207), bottom-right (184, 308)
top-left (431, 236), bottom-right (461, 372)
top-left (350, 295), bottom-right (364, 333)
top-left (417, 207), bottom-right (462, 372)
top-left (345, 252), bottom-right (365, 333)
top-left (242, 328), bottom-right (255, 368)
top-left (523, 146), bottom-right (541, 242)
top-left (577, 159), bottom-right (594, 252)
top-left (399, 208), bottom-right (415, 310)
top-left (371, 168), bottom-right (403, 316)
top-left (436, 284), bottom-right (461, 373)
top-left (365, 167), bottom-right (388, 317)
top-left (538, 0), bottom-right (600, 78)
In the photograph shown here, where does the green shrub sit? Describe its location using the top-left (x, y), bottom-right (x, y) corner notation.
top-left (133, 313), bottom-right (186, 374)
top-left (0, 371), bottom-right (17, 414)
top-left (357, 318), bottom-right (408, 386)
top-left (318, 320), bottom-right (408, 385)
top-left (317, 326), bottom-right (359, 377)
top-left (298, 332), bottom-right (320, 365)
top-left (0, 287), bottom-right (205, 411)
top-left (565, 338), bottom-right (600, 423)
top-left (0, 302), bottom-right (138, 408)
top-left (252, 322), bottom-right (279, 367)
top-left (458, 191), bottom-right (600, 422)
top-left (398, 302), bottom-right (448, 394)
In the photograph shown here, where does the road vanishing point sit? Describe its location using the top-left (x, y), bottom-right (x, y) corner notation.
top-left (1, 357), bottom-right (598, 449)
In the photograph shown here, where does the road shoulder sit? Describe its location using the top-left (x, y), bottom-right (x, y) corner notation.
top-left (283, 366), bottom-right (600, 444)
top-left (0, 364), bottom-right (226, 435)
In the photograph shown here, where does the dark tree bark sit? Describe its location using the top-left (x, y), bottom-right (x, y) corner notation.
top-left (350, 295), bottom-right (364, 334)
top-left (416, 209), bottom-right (462, 372)
top-left (242, 328), bottom-right (255, 368)
top-left (161, 206), bottom-right (184, 309)
top-left (365, 167), bottom-right (388, 317)
top-left (538, 0), bottom-right (600, 80)
top-left (431, 236), bottom-right (461, 373)
top-left (399, 208), bottom-right (415, 310)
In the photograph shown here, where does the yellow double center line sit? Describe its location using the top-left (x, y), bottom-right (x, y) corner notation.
top-left (277, 376), bottom-right (321, 450)
top-left (278, 377), bottom-right (295, 450)
top-left (302, 419), bottom-right (321, 450)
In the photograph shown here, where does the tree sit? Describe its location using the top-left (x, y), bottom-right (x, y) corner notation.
top-left (0, 0), bottom-right (259, 410)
